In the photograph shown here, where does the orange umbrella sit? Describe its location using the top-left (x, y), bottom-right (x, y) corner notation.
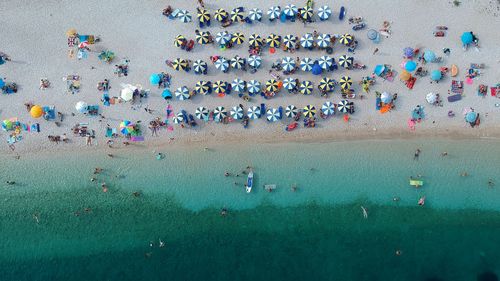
top-left (399, 70), bottom-right (411, 81)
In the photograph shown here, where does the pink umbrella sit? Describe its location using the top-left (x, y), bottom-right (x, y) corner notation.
top-left (78, 41), bottom-right (89, 49)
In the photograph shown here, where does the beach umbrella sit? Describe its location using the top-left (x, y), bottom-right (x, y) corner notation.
top-left (399, 70), bottom-right (411, 81)
top-left (248, 8), bottom-right (263, 21)
top-left (230, 56), bottom-right (246, 69)
top-left (284, 4), bottom-right (298, 16)
top-left (465, 111), bottom-right (478, 123)
top-left (121, 87), bottom-right (134, 101)
top-left (213, 81), bottom-right (228, 94)
top-left (405, 61), bottom-right (417, 72)
top-left (317, 5), bottom-right (332, 20)
top-left (266, 34), bottom-right (282, 48)
top-left (318, 55), bottom-right (333, 70)
top-left (300, 6), bottom-right (314, 21)
top-left (78, 41), bottom-right (89, 49)
top-left (214, 57), bottom-right (229, 72)
top-left (231, 32), bottom-right (245, 44)
top-left (248, 34), bottom-right (263, 48)
top-left (247, 55), bottom-right (262, 69)
top-left (300, 57), bottom-right (314, 71)
top-left (174, 35), bottom-right (186, 47)
top-left (431, 70), bottom-right (442, 81)
top-left (403, 47), bottom-right (414, 58)
top-left (283, 34), bottom-right (297, 49)
top-left (215, 31), bottom-right (231, 45)
top-left (195, 31), bottom-right (211, 45)
top-left (300, 80), bottom-right (314, 95)
top-left (213, 106), bottom-right (227, 120)
top-left (197, 8), bottom-right (210, 23)
top-left (193, 59), bottom-right (208, 74)
top-left (177, 10), bottom-right (192, 23)
top-left (426, 92), bottom-right (437, 104)
top-left (247, 106), bottom-right (261, 119)
top-left (281, 57), bottom-right (296, 72)
top-left (175, 86), bottom-right (190, 100)
top-left (339, 76), bottom-right (353, 90)
top-left (266, 79), bottom-right (280, 92)
top-left (195, 107), bottom-right (209, 120)
top-left (283, 78), bottom-right (297, 91)
top-left (120, 120), bottom-right (135, 134)
top-left (0, 78), bottom-right (5, 88)
top-left (231, 78), bottom-right (246, 92)
top-left (337, 100), bottom-right (350, 113)
top-left (339, 33), bottom-right (354, 46)
top-left (267, 6), bottom-right (281, 20)
top-left (319, 77), bottom-right (334, 92)
top-left (195, 80), bottom-right (211, 95)
top-left (461, 32), bottom-right (473, 44)
top-left (339, 55), bottom-right (354, 68)
top-left (423, 50), bottom-right (436, 63)
top-left (266, 108), bottom-right (281, 122)
top-left (66, 28), bottom-right (77, 37)
top-left (214, 8), bottom-right (228, 22)
top-left (172, 113), bottom-right (184, 124)
top-left (172, 58), bottom-right (188, 71)
top-left (2, 119), bottom-right (13, 131)
top-left (380, 92), bottom-right (393, 103)
top-left (247, 80), bottom-right (261, 95)
top-left (75, 101), bottom-right (88, 113)
top-left (322, 101), bottom-right (335, 115)
top-left (300, 33), bottom-right (314, 48)
top-left (303, 105), bottom-right (316, 118)
top-left (30, 105), bottom-right (44, 118)
top-left (285, 105), bottom-right (298, 118)
top-left (149, 73), bottom-right (161, 85)
top-left (316, 33), bottom-right (331, 48)
top-left (367, 29), bottom-right (378, 40)
top-left (162, 89), bottom-right (172, 100)
top-left (228, 106), bottom-right (243, 120)
top-left (230, 8), bottom-right (244, 22)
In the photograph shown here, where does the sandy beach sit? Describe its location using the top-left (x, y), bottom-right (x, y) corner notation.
top-left (1, 0), bottom-right (500, 155)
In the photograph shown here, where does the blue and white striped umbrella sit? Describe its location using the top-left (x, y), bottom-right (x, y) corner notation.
top-left (300, 33), bottom-right (314, 48)
top-left (266, 108), bottom-right (281, 122)
top-left (175, 86), bottom-right (190, 100)
top-left (195, 107), bottom-right (209, 120)
top-left (248, 8), bottom-right (263, 21)
top-left (316, 33), bottom-right (331, 48)
top-left (267, 6), bottom-right (281, 20)
top-left (193, 59), bottom-right (208, 74)
top-left (230, 56), bottom-right (246, 69)
top-left (173, 112), bottom-right (184, 124)
top-left (283, 34), bottom-right (297, 49)
top-left (247, 80), bottom-right (261, 96)
top-left (283, 77), bottom-right (297, 91)
top-left (317, 6), bottom-right (332, 20)
top-left (284, 4), bottom-right (298, 16)
top-left (231, 78), bottom-right (246, 92)
top-left (281, 57), bottom-right (296, 72)
top-left (248, 55), bottom-right (262, 69)
top-left (300, 57), bottom-right (314, 71)
top-left (337, 100), bottom-right (350, 113)
top-left (215, 57), bottom-right (229, 72)
top-left (321, 101), bottom-right (335, 115)
top-left (215, 31), bottom-right (231, 45)
top-left (318, 55), bottom-right (334, 70)
top-left (247, 106), bottom-right (261, 119)
top-left (177, 10), bottom-right (192, 23)
top-left (285, 105), bottom-right (298, 118)
top-left (213, 106), bottom-right (227, 121)
top-left (230, 106), bottom-right (244, 120)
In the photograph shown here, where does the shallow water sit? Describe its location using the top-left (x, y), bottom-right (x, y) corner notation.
top-left (0, 139), bottom-right (499, 280)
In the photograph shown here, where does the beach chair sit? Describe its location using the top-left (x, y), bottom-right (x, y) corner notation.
top-left (43, 106), bottom-right (56, 120)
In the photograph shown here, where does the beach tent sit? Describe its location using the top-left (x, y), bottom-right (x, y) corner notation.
top-left (405, 61), bottom-right (417, 72)
top-left (195, 107), bottom-right (209, 120)
top-left (283, 34), bottom-right (297, 49)
top-left (431, 70), bottom-right (442, 81)
top-left (177, 10), bottom-right (192, 23)
top-left (247, 80), bottom-right (261, 95)
top-left (423, 50), bottom-right (436, 63)
top-left (193, 60), bottom-right (208, 74)
top-left (311, 63), bottom-right (323, 75)
top-left (215, 58), bottom-right (229, 72)
top-left (175, 86), bottom-right (190, 100)
top-left (266, 79), bottom-right (280, 92)
top-left (300, 33), bottom-right (314, 48)
top-left (266, 108), bottom-right (281, 122)
top-left (247, 55), bottom-right (262, 69)
top-left (319, 77), bottom-right (335, 92)
top-left (461, 32), bottom-right (473, 44)
top-left (195, 81), bottom-right (211, 95)
top-left (214, 8), bottom-right (228, 22)
top-left (230, 106), bottom-right (244, 119)
top-left (300, 57), bottom-right (314, 71)
top-left (284, 4), bottom-right (298, 17)
top-left (303, 105), bottom-right (316, 117)
top-left (213, 106), bottom-right (227, 121)
top-left (149, 73), bottom-right (161, 85)
top-left (231, 32), bottom-right (245, 45)
top-left (316, 34), bottom-right (331, 48)
top-left (426, 92), bottom-right (437, 104)
top-left (380, 92), bottom-right (393, 103)
top-left (213, 81), bottom-right (228, 94)
top-left (317, 6), bottom-right (332, 20)
top-left (281, 57), bottom-right (296, 72)
top-left (337, 100), bottom-right (350, 113)
top-left (403, 47), bottom-right (414, 58)
top-left (248, 34), bottom-right (263, 48)
top-left (399, 70), bottom-right (411, 81)
top-left (248, 106), bottom-right (261, 119)
top-left (195, 31), bottom-right (211, 44)
top-left (248, 8), bottom-right (263, 21)
top-left (266, 34), bottom-right (282, 48)
top-left (216, 31), bottom-right (231, 45)
top-left (300, 6), bottom-right (314, 21)
top-left (30, 105), bottom-right (44, 118)
top-left (172, 58), bottom-right (188, 71)
top-left (318, 56), bottom-right (334, 70)
top-left (339, 76), bottom-right (353, 90)
top-left (283, 78), bottom-right (297, 91)
top-left (197, 8), bottom-right (211, 23)
top-left (174, 35), bottom-right (186, 47)
top-left (300, 81), bottom-right (314, 95)
top-left (75, 101), bottom-right (88, 113)
top-left (230, 56), bottom-right (246, 70)
top-left (322, 102), bottom-right (335, 115)
top-left (230, 8), bottom-right (244, 22)
top-left (231, 78), bottom-right (246, 92)
top-left (267, 6), bottom-right (281, 20)
top-left (285, 105), bottom-right (298, 118)
top-left (339, 33), bottom-right (353, 46)
top-left (339, 55), bottom-right (354, 68)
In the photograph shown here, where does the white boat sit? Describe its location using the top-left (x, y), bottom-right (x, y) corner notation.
top-left (246, 171), bottom-right (253, 193)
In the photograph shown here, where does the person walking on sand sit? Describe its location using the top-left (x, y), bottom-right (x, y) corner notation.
top-left (86, 135), bottom-right (92, 146)
top-left (198, 0), bottom-right (205, 8)
top-left (373, 48), bottom-right (379, 55)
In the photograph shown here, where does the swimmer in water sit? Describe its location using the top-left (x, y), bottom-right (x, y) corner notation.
top-left (224, 171), bottom-right (230, 177)
top-left (90, 177), bottom-right (96, 182)
top-left (395, 250), bottom-right (403, 256)
top-left (460, 171), bottom-right (468, 177)
top-left (418, 196), bottom-right (426, 206)
top-left (101, 183), bottom-right (108, 192)
top-left (488, 179), bottom-right (495, 188)
top-left (414, 149), bottom-right (421, 160)
top-left (221, 208), bottom-right (228, 217)
top-left (159, 239), bottom-right (165, 248)
top-left (6, 181), bottom-right (15, 185)
top-left (393, 196), bottom-right (400, 202)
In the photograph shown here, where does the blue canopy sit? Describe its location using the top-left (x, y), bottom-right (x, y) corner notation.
top-left (431, 70), bottom-right (442, 81)
top-left (374, 65), bottom-right (385, 76)
top-left (405, 61), bottom-right (417, 72)
top-left (461, 32), bottom-right (473, 44)
top-left (423, 50), bottom-right (435, 62)
top-left (0, 78), bottom-right (5, 88)
top-left (312, 63), bottom-right (322, 75)
top-left (162, 89), bottom-right (172, 99)
top-left (150, 74), bottom-right (160, 85)
top-left (465, 111), bottom-right (478, 123)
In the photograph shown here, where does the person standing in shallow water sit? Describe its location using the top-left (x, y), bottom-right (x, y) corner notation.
top-left (414, 149), bottom-right (421, 160)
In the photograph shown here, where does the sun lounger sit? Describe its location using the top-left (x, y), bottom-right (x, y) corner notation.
top-left (447, 94), bottom-right (462, 102)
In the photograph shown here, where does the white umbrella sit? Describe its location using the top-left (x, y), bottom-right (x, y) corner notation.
top-left (120, 86), bottom-right (134, 101)
top-left (247, 106), bottom-right (261, 119)
top-left (283, 77), bottom-right (297, 91)
top-left (266, 108), bottom-right (281, 122)
top-left (267, 6), bottom-right (281, 20)
top-left (232, 78), bottom-right (246, 92)
top-left (300, 33), bottom-right (314, 48)
top-left (381, 92), bottom-right (393, 103)
top-left (248, 8), bottom-right (263, 21)
top-left (248, 55), bottom-right (262, 69)
top-left (230, 106), bottom-right (244, 120)
top-left (426, 92), bottom-right (437, 104)
top-left (175, 86), bottom-right (190, 100)
top-left (318, 56), bottom-right (333, 70)
top-left (300, 57), bottom-right (314, 71)
top-left (281, 57), bottom-right (296, 72)
top-left (284, 4), bottom-right (298, 16)
top-left (317, 6), bottom-right (332, 20)
top-left (177, 10), bottom-right (192, 23)
top-left (247, 80), bottom-right (261, 96)
top-left (195, 107), bottom-right (209, 120)
top-left (75, 101), bottom-right (88, 113)
top-left (215, 58), bottom-right (229, 72)
top-left (215, 31), bottom-right (231, 45)
top-left (316, 33), bottom-right (331, 48)
top-left (321, 101), bottom-right (335, 116)
top-left (285, 105), bottom-right (298, 118)
top-left (213, 106), bottom-right (227, 121)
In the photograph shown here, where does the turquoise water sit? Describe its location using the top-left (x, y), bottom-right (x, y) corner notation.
top-left (1, 139), bottom-right (500, 280)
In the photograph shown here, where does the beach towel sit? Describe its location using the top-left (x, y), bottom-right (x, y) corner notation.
top-left (451, 80), bottom-right (463, 94)
top-left (447, 94), bottom-right (462, 103)
top-left (491, 87), bottom-right (498, 97)
top-left (380, 105), bottom-right (391, 114)
top-left (131, 136), bottom-right (144, 142)
top-left (465, 77), bottom-right (474, 85)
top-left (405, 77), bottom-right (416, 89)
top-left (106, 128), bottom-right (113, 137)
top-left (67, 36), bottom-right (77, 47)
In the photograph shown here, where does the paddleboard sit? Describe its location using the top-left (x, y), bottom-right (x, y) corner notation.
top-left (339, 7), bottom-right (346, 20)
top-left (410, 179), bottom-right (423, 187)
top-left (451, 64), bottom-right (458, 77)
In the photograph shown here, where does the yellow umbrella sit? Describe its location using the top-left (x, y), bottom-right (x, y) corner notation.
top-left (174, 35), bottom-right (186, 47)
top-left (399, 70), bottom-right (411, 81)
top-left (66, 28), bottom-right (77, 37)
top-left (172, 58), bottom-right (188, 71)
top-left (266, 34), bottom-right (281, 48)
top-left (231, 32), bottom-right (245, 44)
top-left (266, 79), bottom-right (279, 92)
top-left (30, 105), bottom-right (44, 118)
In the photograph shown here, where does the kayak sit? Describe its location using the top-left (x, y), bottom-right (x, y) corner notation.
top-left (339, 6), bottom-right (346, 20)
top-left (246, 171), bottom-right (253, 193)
